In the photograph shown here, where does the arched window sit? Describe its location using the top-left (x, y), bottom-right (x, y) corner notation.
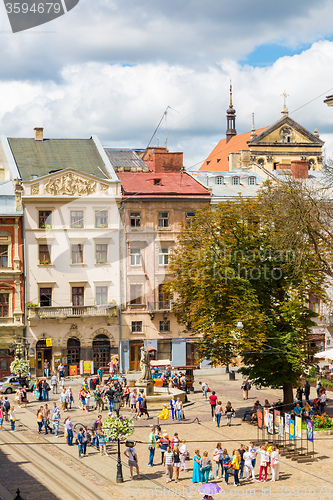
top-left (232, 177), bottom-right (240, 186)
top-left (215, 176), bottom-right (224, 185)
top-left (93, 334), bottom-right (111, 368)
top-left (248, 177), bottom-right (256, 186)
top-left (67, 337), bottom-right (80, 366)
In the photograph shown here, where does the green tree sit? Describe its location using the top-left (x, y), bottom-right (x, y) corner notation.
top-left (168, 197), bottom-right (325, 405)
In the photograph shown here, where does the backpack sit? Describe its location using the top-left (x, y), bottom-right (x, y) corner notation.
top-left (4, 400), bottom-right (10, 410)
top-left (241, 381), bottom-right (246, 389)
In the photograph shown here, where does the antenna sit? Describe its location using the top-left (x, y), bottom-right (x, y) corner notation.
top-left (145, 106), bottom-right (179, 152)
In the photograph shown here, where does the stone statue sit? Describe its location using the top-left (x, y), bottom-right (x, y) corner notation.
top-left (139, 347), bottom-right (153, 381)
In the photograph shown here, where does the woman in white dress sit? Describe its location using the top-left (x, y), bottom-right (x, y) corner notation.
top-left (244, 446), bottom-right (256, 481)
top-left (270, 445), bottom-right (280, 481)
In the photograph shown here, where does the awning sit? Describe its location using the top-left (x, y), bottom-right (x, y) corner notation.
top-left (147, 346), bottom-right (157, 352)
top-left (314, 348), bottom-right (333, 359)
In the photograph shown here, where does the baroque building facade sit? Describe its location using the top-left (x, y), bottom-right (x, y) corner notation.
top-left (0, 129), bottom-right (121, 376)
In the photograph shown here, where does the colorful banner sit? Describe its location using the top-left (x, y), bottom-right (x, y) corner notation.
top-left (267, 412), bottom-right (274, 435)
top-left (306, 419), bottom-right (314, 442)
top-left (285, 413), bottom-right (290, 435)
top-left (274, 410), bottom-right (280, 429)
top-left (69, 365), bottom-right (77, 376)
top-left (295, 415), bottom-right (302, 439)
top-left (45, 338), bottom-right (52, 347)
top-left (83, 361), bottom-right (92, 374)
top-left (278, 416), bottom-right (284, 438)
top-left (257, 409), bottom-right (263, 429)
top-left (263, 407), bottom-right (269, 427)
top-left (289, 419), bottom-right (295, 441)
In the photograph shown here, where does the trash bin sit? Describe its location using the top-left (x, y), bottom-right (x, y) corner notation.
top-left (229, 371), bottom-right (235, 381)
top-left (89, 378), bottom-right (96, 390)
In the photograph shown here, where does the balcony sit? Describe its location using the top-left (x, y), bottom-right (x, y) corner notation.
top-left (148, 301), bottom-right (171, 312)
top-left (28, 304), bottom-right (117, 320)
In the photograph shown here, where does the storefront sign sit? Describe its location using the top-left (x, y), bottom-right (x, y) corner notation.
top-left (80, 360), bottom-right (94, 375)
top-left (69, 365), bottom-right (78, 376)
top-left (46, 338), bottom-right (52, 347)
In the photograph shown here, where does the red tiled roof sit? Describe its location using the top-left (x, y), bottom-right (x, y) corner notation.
top-left (199, 127), bottom-right (267, 171)
top-left (117, 172), bottom-right (210, 199)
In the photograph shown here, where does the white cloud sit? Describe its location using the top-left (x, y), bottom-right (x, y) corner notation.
top-left (1, 41), bottom-right (333, 167)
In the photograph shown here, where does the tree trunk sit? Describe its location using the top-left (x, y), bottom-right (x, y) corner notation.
top-left (283, 382), bottom-right (293, 411)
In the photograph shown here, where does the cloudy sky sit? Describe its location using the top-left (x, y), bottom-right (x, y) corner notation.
top-left (1, 0), bottom-right (333, 167)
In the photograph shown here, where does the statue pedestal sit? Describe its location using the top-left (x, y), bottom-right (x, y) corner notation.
top-left (135, 379), bottom-right (154, 396)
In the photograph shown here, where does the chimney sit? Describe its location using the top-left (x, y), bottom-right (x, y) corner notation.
top-left (291, 160), bottom-right (308, 179)
top-left (34, 127), bottom-right (44, 141)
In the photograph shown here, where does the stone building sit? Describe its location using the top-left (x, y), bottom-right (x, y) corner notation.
top-left (105, 147), bottom-right (211, 372)
top-left (0, 129), bottom-right (121, 376)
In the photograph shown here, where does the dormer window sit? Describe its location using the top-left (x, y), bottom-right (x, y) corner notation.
top-left (248, 177), bottom-right (256, 186)
top-left (215, 176), bottom-right (224, 185)
top-left (154, 179), bottom-right (162, 185)
top-left (232, 177), bottom-right (240, 186)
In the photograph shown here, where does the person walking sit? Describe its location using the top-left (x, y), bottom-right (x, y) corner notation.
top-left (170, 395), bottom-right (177, 420)
top-left (238, 444), bottom-right (245, 479)
top-left (173, 446), bottom-right (181, 483)
top-left (163, 445), bottom-right (174, 483)
top-left (222, 449), bottom-right (231, 486)
top-left (43, 404), bottom-right (52, 434)
top-left (51, 373), bottom-right (58, 394)
top-left (249, 442), bottom-right (257, 469)
top-left (66, 387), bottom-right (73, 410)
top-left (58, 362), bottom-right (65, 382)
top-left (129, 389), bottom-right (137, 413)
top-left (175, 398), bottom-right (183, 421)
top-left (158, 431), bottom-right (170, 465)
top-left (140, 395), bottom-right (149, 419)
top-left (179, 439), bottom-right (189, 472)
top-left (148, 428), bottom-right (156, 467)
top-left (77, 428), bottom-right (84, 458)
top-left (60, 388), bottom-right (68, 412)
top-left (270, 445), bottom-right (280, 481)
top-left (52, 409), bottom-right (61, 437)
top-left (304, 380), bottom-right (311, 402)
top-left (200, 381), bottom-right (209, 400)
top-left (257, 445), bottom-right (269, 482)
top-left (37, 407), bottom-right (44, 433)
top-left (213, 442), bottom-right (223, 479)
top-left (241, 378), bottom-right (251, 400)
top-left (44, 360), bottom-right (50, 379)
top-left (94, 385), bottom-right (104, 412)
top-left (231, 450), bottom-right (241, 486)
top-left (3, 397), bottom-right (10, 422)
top-left (42, 380), bottom-right (50, 401)
top-left (192, 449), bottom-right (202, 483)
top-left (244, 446), bottom-right (255, 481)
top-left (124, 444), bottom-right (141, 478)
top-left (319, 389), bottom-right (327, 414)
top-left (215, 401), bottom-right (223, 427)
top-left (9, 406), bottom-right (16, 431)
top-left (64, 417), bottom-right (73, 446)
top-left (97, 429), bottom-right (109, 456)
top-left (97, 366), bottom-right (103, 384)
top-left (200, 451), bottom-right (212, 483)
top-left (225, 403), bottom-right (235, 426)
top-left (209, 391), bottom-right (217, 420)
top-left (316, 376), bottom-right (322, 397)
top-left (82, 426), bottom-right (88, 456)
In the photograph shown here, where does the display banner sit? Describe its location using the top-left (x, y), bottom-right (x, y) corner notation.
top-left (295, 415), bottom-right (302, 439)
top-left (285, 413), bottom-right (290, 435)
top-left (267, 412), bottom-right (274, 434)
top-left (306, 419), bottom-right (314, 442)
top-left (263, 407), bottom-right (269, 427)
top-left (278, 416), bottom-right (284, 438)
top-left (257, 409), bottom-right (263, 429)
top-left (289, 418), bottom-right (295, 441)
top-left (274, 409), bottom-right (280, 429)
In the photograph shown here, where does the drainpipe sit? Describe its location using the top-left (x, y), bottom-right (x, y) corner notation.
top-left (118, 201), bottom-right (124, 374)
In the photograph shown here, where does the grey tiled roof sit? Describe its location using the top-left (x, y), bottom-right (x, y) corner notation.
top-left (8, 138), bottom-right (110, 181)
top-left (104, 148), bottom-right (148, 170)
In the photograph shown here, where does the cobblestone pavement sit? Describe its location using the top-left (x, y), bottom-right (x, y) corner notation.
top-left (0, 371), bottom-right (332, 499)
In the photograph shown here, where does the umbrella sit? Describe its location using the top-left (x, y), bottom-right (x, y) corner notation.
top-left (314, 348), bottom-right (333, 359)
top-left (199, 483), bottom-right (221, 495)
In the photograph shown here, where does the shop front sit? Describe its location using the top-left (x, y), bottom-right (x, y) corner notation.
top-left (36, 339), bottom-right (53, 377)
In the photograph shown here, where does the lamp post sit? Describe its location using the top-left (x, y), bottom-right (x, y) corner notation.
top-left (113, 397), bottom-right (124, 483)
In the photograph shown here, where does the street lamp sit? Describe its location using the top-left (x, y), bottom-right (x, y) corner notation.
top-left (113, 397), bottom-right (124, 483)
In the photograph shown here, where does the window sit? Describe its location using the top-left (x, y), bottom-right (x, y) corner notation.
top-left (95, 210), bottom-right (108, 228)
top-left (158, 284), bottom-right (170, 309)
top-left (71, 211), bottom-right (84, 228)
top-left (67, 338), bottom-right (80, 366)
top-left (248, 177), bottom-right (256, 186)
top-left (72, 287), bottom-right (84, 306)
top-left (130, 212), bottom-right (141, 227)
top-left (159, 248), bottom-right (169, 266)
top-left (72, 244), bottom-right (84, 264)
top-left (40, 288), bottom-right (52, 307)
top-left (96, 286), bottom-right (108, 305)
top-left (159, 320), bottom-right (170, 332)
top-left (232, 177), bottom-right (240, 185)
top-left (158, 212), bottom-right (169, 228)
top-left (39, 210), bottom-right (52, 229)
top-left (215, 176), bottom-right (224, 185)
top-left (39, 244), bottom-right (51, 264)
top-left (96, 244), bottom-right (107, 264)
top-left (185, 212), bottom-right (195, 224)
top-left (309, 295), bottom-right (321, 314)
top-left (131, 321), bottom-right (143, 333)
top-left (0, 294), bottom-right (9, 317)
top-left (130, 284), bottom-right (143, 305)
top-left (0, 245), bottom-right (8, 267)
top-left (130, 248), bottom-right (141, 266)
top-left (157, 340), bottom-right (172, 361)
